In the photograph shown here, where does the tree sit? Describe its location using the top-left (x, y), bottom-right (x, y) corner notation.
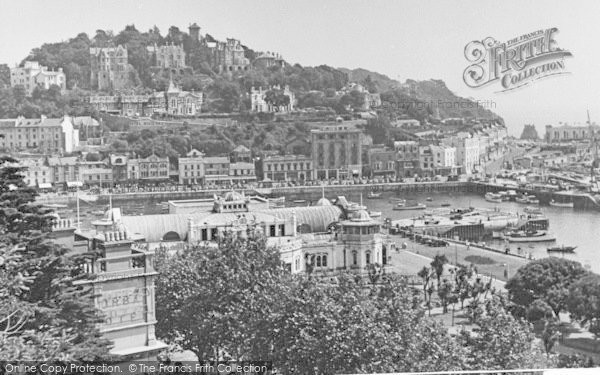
top-left (566, 274), bottom-right (600, 340)
top-left (431, 254), bottom-right (448, 287)
top-left (541, 319), bottom-right (560, 357)
top-left (271, 274), bottom-right (466, 374)
top-left (458, 297), bottom-right (549, 370)
top-left (0, 156), bottom-right (111, 360)
top-left (264, 89), bottom-right (290, 108)
top-left (154, 233), bottom-right (286, 361)
top-left (417, 266), bottom-right (432, 302)
top-left (506, 258), bottom-right (588, 318)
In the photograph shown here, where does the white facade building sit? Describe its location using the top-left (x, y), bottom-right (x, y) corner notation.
top-left (10, 61), bottom-right (66, 96)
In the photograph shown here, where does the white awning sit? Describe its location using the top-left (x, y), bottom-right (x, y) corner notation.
top-left (38, 183), bottom-right (52, 189)
top-left (66, 181), bottom-right (83, 187)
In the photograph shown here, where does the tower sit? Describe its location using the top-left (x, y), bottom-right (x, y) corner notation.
top-left (189, 23), bottom-right (201, 42)
top-left (76, 208), bottom-right (167, 360)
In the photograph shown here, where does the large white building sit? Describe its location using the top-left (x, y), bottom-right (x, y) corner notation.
top-left (116, 192), bottom-right (390, 275)
top-left (0, 115), bottom-right (79, 153)
top-left (178, 149), bottom-right (204, 185)
top-left (442, 135), bottom-right (480, 175)
top-left (10, 61), bottom-right (66, 96)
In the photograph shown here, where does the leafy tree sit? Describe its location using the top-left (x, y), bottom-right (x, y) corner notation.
top-left (541, 319), bottom-right (560, 357)
top-left (154, 233), bottom-right (286, 361)
top-left (431, 254), bottom-right (448, 287)
top-left (264, 89), bottom-right (290, 108)
top-left (556, 353), bottom-right (595, 368)
top-left (417, 266), bottom-right (432, 301)
top-left (506, 258), bottom-right (588, 318)
top-left (458, 296), bottom-right (548, 370)
top-left (271, 274), bottom-right (466, 374)
top-left (526, 299), bottom-right (554, 322)
top-left (0, 156), bottom-right (111, 360)
top-left (566, 274), bottom-right (600, 340)
top-left (0, 64), bottom-right (10, 88)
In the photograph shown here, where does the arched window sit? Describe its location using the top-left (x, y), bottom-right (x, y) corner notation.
top-left (366, 251), bottom-right (371, 265)
top-left (322, 254), bottom-right (327, 267)
top-left (316, 256), bottom-right (321, 267)
top-left (352, 251), bottom-right (358, 266)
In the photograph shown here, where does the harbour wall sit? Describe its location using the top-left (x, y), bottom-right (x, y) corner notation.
top-left (35, 181), bottom-right (600, 211)
top-left (473, 182), bottom-right (600, 210)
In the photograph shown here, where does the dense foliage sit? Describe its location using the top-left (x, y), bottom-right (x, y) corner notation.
top-left (155, 233), bottom-right (549, 373)
top-left (506, 257), bottom-right (588, 317)
top-left (567, 274), bottom-right (600, 339)
top-left (0, 156), bottom-right (111, 360)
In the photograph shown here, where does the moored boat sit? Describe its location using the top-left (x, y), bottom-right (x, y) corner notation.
top-left (503, 230), bottom-right (556, 243)
top-left (524, 206), bottom-right (543, 215)
top-left (367, 191), bottom-right (382, 199)
top-left (426, 197), bottom-right (433, 202)
top-left (516, 194), bottom-right (540, 204)
top-left (441, 202), bottom-right (451, 207)
top-left (547, 245), bottom-right (577, 253)
top-left (485, 192), bottom-right (503, 203)
top-left (549, 199), bottom-right (574, 208)
top-left (368, 210), bottom-right (382, 217)
top-left (42, 203), bottom-right (68, 209)
top-left (78, 193), bottom-right (99, 203)
top-left (393, 202), bottom-right (427, 211)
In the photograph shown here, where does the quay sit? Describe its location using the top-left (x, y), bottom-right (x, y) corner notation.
top-left (36, 181), bottom-right (475, 205)
top-left (35, 180), bottom-right (600, 211)
top-left (472, 181), bottom-right (600, 210)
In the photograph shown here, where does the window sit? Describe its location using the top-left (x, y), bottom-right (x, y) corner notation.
top-left (366, 251), bottom-right (371, 265)
top-left (269, 225), bottom-right (276, 237)
top-left (201, 228), bottom-right (207, 241)
top-left (316, 256), bottom-right (321, 267)
top-left (322, 255), bottom-right (327, 267)
top-left (352, 251), bottom-right (358, 265)
top-left (279, 224), bottom-right (285, 236)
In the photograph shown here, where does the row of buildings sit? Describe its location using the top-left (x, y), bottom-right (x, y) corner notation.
top-left (11, 117), bottom-right (507, 188)
top-left (88, 80), bottom-right (203, 116)
top-left (17, 145), bottom-right (257, 189)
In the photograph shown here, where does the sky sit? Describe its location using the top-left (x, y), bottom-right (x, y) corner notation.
top-left (1, 0), bottom-right (600, 136)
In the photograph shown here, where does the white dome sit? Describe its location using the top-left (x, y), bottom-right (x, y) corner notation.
top-left (224, 191), bottom-right (244, 201)
top-left (315, 197), bottom-right (332, 206)
top-left (352, 210), bottom-right (371, 222)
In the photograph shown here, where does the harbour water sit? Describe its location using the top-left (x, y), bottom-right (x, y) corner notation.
top-left (65, 191), bottom-right (600, 273)
top-left (343, 192), bottom-right (599, 273)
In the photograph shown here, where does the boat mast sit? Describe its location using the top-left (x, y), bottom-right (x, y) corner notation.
top-left (76, 188), bottom-right (80, 230)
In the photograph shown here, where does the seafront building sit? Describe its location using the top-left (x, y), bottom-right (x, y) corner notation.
top-left (545, 123), bottom-right (600, 143)
top-left (311, 122), bottom-right (365, 180)
top-left (0, 115), bottom-right (79, 153)
top-left (106, 192), bottom-right (389, 274)
top-left (260, 154), bottom-right (314, 182)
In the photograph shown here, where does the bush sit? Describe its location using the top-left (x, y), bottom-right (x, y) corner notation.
top-left (464, 255), bottom-right (496, 265)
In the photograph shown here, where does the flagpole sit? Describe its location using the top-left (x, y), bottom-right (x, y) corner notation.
top-left (76, 188), bottom-right (80, 230)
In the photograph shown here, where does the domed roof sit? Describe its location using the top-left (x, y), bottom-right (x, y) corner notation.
top-left (223, 191), bottom-right (244, 201)
top-left (352, 210), bottom-right (371, 222)
top-left (315, 197), bottom-right (332, 206)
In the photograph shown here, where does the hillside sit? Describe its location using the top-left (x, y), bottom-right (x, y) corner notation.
top-left (337, 67), bottom-right (398, 92)
top-left (338, 67), bottom-right (501, 122)
top-left (2, 24), bottom-right (502, 124)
